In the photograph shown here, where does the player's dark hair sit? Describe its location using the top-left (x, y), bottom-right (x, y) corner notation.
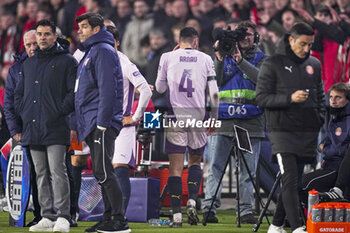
top-left (179, 27), bottom-right (198, 43)
top-left (106, 25), bottom-right (120, 42)
top-left (76, 12), bottom-right (104, 29)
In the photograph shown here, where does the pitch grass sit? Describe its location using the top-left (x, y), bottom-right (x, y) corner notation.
top-left (0, 210), bottom-right (293, 233)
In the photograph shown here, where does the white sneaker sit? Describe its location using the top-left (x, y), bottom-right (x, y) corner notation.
top-left (292, 226), bottom-right (307, 233)
top-left (29, 218), bottom-right (56, 232)
top-left (53, 217), bottom-right (70, 232)
top-left (267, 224), bottom-right (287, 233)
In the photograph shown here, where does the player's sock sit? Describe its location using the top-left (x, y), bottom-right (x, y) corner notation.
top-left (114, 166), bottom-right (131, 212)
top-left (72, 165), bottom-right (84, 217)
top-left (187, 165), bottom-right (202, 200)
top-left (168, 176), bottom-right (182, 214)
top-left (72, 165), bottom-right (83, 197)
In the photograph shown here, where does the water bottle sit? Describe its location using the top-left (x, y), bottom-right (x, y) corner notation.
top-left (311, 204), bottom-right (323, 222)
top-left (308, 189), bottom-right (319, 218)
top-left (148, 218), bottom-right (171, 226)
top-left (334, 204), bottom-right (345, 222)
top-left (148, 219), bottom-right (163, 226)
top-left (346, 206), bottom-right (350, 222)
top-left (162, 219), bottom-right (171, 226)
top-left (324, 204), bottom-right (334, 222)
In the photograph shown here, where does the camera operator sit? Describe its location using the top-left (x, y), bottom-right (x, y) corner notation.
top-left (202, 20), bottom-right (266, 224)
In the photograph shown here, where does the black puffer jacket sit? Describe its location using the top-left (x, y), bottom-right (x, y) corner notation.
top-left (256, 34), bottom-right (325, 160)
top-left (15, 39), bottom-right (77, 146)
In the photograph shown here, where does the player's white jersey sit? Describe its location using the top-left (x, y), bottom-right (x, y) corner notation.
top-left (156, 48), bottom-right (216, 120)
top-left (118, 51), bottom-right (147, 116)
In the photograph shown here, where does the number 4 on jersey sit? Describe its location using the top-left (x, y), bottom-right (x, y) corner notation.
top-left (179, 69), bottom-right (195, 97)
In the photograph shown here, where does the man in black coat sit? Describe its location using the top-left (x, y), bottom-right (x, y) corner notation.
top-left (15, 20), bottom-right (77, 233)
top-left (256, 22), bottom-right (325, 233)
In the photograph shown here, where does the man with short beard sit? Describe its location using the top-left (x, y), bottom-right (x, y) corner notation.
top-left (15, 20), bottom-right (77, 232)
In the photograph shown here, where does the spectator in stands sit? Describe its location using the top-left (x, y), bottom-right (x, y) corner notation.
top-left (336, 0), bottom-right (350, 13)
top-left (122, 0), bottom-right (154, 69)
top-left (145, 28), bottom-right (172, 108)
top-left (198, 0), bottom-right (224, 48)
top-left (0, 11), bottom-right (20, 67)
top-left (36, 5), bottom-right (53, 22)
top-left (189, 0), bottom-right (201, 18)
top-left (59, 0), bottom-right (79, 40)
top-left (107, 0), bottom-right (132, 47)
top-left (232, 0), bottom-right (259, 24)
top-left (282, 9), bottom-right (300, 32)
top-left (153, 0), bottom-right (177, 36)
top-left (297, 5), bottom-right (347, 93)
top-left (20, 0), bottom-right (39, 50)
top-left (260, 0), bottom-right (285, 38)
top-left (47, 0), bottom-right (65, 26)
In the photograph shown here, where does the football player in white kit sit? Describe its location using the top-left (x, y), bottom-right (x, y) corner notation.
top-left (155, 27), bottom-right (219, 227)
top-left (105, 23), bottom-right (152, 212)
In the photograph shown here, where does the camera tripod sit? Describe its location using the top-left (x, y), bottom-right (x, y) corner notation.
top-left (202, 132), bottom-right (270, 227)
top-left (252, 171), bottom-right (281, 232)
top-left (252, 168), bottom-right (307, 232)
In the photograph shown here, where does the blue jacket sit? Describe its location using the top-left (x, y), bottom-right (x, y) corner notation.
top-left (15, 39), bottom-right (77, 146)
top-left (4, 51), bottom-right (27, 137)
top-left (218, 51), bottom-right (264, 119)
top-left (323, 103), bottom-right (350, 171)
top-left (74, 26), bottom-right (123, 142)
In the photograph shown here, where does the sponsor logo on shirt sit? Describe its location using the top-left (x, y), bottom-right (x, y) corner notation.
top-left (132, 71), bottom-right (141, 77)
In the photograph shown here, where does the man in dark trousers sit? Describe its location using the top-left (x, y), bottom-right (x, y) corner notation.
top-left (256, 22), bottom-right (325, 233)
top-left (300, 83), bottom-right (350, 203)
top-left (3, 29), bottom-right (42, 227)
top-left (15, 20), bottom-right (77, 232)
top-left (74, 13), bottom-right (130, 233)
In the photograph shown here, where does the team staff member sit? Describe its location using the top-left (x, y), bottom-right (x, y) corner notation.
top-left (301, 83), bottom-right (350, 202)
top-left (15, 20), bottom-right (77, 232)
top-left (256, 22), bottom-right (325, 233)
top-left (3, 29), bottom-right (42, 227)
top-left (74, 13), bottom-right (130, 233)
